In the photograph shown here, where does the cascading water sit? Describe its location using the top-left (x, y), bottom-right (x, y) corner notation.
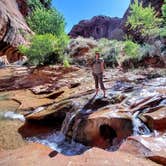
top-left (132, 111), bottom-right (151, 136)
top-left (60, 112), bottom-right (76, 135)
top-left (27, 110), bottom-right (89, 156)
top-left (71, 119), bottom-right (81, 143)
top-left (0, 111), bottom-right (25, 121)
top-left (26, 79), bottom-right (162, 155)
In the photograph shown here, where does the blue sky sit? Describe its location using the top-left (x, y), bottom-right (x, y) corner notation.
top-left (52, 0), bottom-right (130, 33)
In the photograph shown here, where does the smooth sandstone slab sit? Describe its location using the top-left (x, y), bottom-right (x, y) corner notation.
top-left (0, 143), bottom-right (160, 166)
top-left (143, 107), bottom-right (166, 131)
top-left (120, 135), bottom-right (166, 165)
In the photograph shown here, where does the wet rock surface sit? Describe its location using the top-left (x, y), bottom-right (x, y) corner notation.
top-left (0, 66), bottom-right (79, 91)
top-left (0, 66), bottom-right (165, 165)
top-left (120, 134), bottom-right (166, 165)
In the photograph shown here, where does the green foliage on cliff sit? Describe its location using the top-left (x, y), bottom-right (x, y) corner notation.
top-left (27, 8), bottom-right (65, 37)
top-left (27, 0), bottom-right (43, 10)
top-left (127, 0), bottom-right (161, 36)
top-left (19, 34), bottom-right (69, 66)
top-left (27, 0), bottom-right (51, 10)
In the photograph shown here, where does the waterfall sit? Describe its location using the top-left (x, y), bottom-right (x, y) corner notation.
top-left (27, 109), bottom-right (89, 155)
top-left (132, 111), bottom-right (151, 136)
top-left (60, 112), bottom-right (76, 135)
top-left (71, 119), bottom-right (81, 143)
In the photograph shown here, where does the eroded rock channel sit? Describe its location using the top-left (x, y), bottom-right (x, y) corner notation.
top-left (0, 66), bottom-right (166, 165)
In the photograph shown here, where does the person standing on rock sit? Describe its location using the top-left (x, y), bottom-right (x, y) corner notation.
top-left (91, 51), bottom-right (106, 97)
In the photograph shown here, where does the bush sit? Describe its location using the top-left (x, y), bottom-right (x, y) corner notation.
top-left (19, 34), bottom-right (69, 66)
top-left (160, 1), bottom-right (166, 37)
top-left (68, 37), bottom-right (97, 58)
top-left (27, 7), bottom-right (65, 37)
top-left (97, 39), bottom-right (123, 67)
top-left (139, 44), bottom-right (155, 59)
top-left (63, 58), bottom-right (70, 68)
top-left (127, 0), bottom-right (161, 37)
top-left (159, 27), bottom-right (166, 37)
top-left (162, 0), bottom-right (166, 19)
top-left (124, 40), bottom-right (140, 59)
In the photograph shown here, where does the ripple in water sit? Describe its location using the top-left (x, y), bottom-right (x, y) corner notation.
top-left (27, 131), bottom-right (89, 156)
top-left (0, 111), bottom-right (25, 121)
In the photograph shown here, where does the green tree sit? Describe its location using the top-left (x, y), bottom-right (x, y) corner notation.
top-left (27, 7), bottom-right (65, 37)
top-left (27, 0), bottom-right (43, 10)
top-left (19, 34), bottom-right (69, 66)
top-left (27, 0), bottom-right (51, 10)
top-left (127, 0), bottom-right (161, 37)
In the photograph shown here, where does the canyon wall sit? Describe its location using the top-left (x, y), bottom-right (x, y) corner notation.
top-left (69, 0), bottom-right (164, 40)
top-left (0, 0), bottom-right (32, 62)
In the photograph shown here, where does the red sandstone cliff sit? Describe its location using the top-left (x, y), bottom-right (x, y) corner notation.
top-left (0, 0), bottom-right (32, 62)
top-left (69, 0), bottom-right (164, 40)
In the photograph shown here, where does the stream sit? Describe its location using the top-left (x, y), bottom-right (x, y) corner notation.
top-left (1, 74), bottom-right (165, 156)
top-left (26, 77), bottom-right (166, 155)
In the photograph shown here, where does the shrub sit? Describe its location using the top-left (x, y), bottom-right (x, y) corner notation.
top-left (68, 37), bottom-right (97, 58)
top-left (160, 1), bottom-right (166, 37)
top-left (127, 0), bottom-right (161, 37)
top-left (97, 39), bottom-right (124, 67)
top-left (159, 27), bottom-right (166, 37)
top-left (162, 0), bottom-right (166, 19)
top-left (63, 58), bottom-right (70, 68)
top-left (19, 34), bottom-right (69, 66)
top-left (124, 40), bottom-right (140, 59)
top-left (139, 44), bottom-right (155, 59)
top-left (27, 7), bottom-right (65, 37)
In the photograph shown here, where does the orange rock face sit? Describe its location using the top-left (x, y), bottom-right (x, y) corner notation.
top-left (120, 135), bottom-right (166, 165)
top-left (143, 107), bottom-right (166, 131)
top-left (0, 143), bottom-right (161, 166)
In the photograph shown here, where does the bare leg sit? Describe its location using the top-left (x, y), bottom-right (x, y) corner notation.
top-left (95, 88), bottom-right (99, 96)
top-left (103, 89), bottom-right (106, 98)
top-left (99, 73), bottom-right (106, 97)
top-left (93, 73), bottom-right (99, 96)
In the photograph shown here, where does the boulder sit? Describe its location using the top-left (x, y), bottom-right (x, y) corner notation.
top-left (72, 106), bottom-right (133, 148)
top-left (120, 135), bottom-right (166, 165)
top-left (142, 107), bottom-right (166, 131)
